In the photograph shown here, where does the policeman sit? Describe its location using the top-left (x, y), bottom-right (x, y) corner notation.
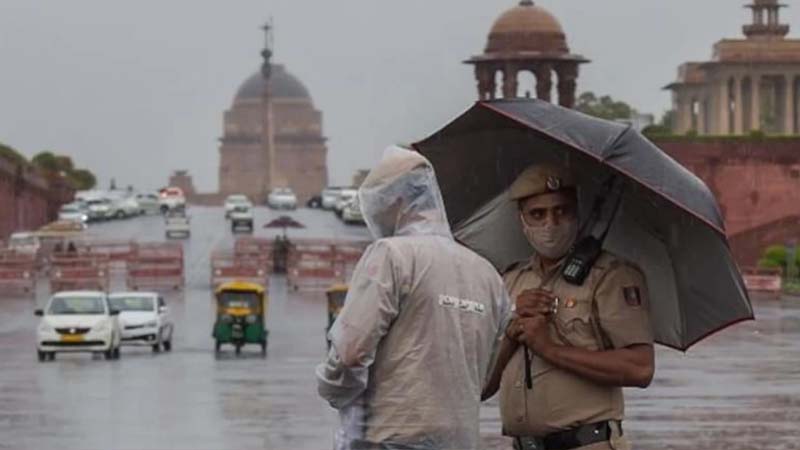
top-left (482, 164), bottom-right (655, 450)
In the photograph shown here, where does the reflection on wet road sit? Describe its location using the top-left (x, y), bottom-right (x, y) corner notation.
top-left (1, 207), bottom-right (798, 449)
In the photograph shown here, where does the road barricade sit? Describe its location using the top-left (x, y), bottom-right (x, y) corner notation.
top-left (126, 242), bottom-right (184, 291)
top-left (50, 255), bottom-right (110, 292)
top-left (210, 249), bottom-right (269, 288)
top-left (0, 251), bottom-right (37, 296)
top-left (742, 267), bottom-right (782, 297)
top-left (284, 239), bottom-right (370, 290)
top-left (79, 240), bottom-right (137, 270)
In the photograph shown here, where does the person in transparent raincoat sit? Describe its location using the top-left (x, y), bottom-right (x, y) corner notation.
top-left (316, 146), bottom-right (510, 450)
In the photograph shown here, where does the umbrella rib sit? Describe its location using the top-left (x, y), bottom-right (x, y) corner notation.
top-left (477, 102), bottom-right (727, 237)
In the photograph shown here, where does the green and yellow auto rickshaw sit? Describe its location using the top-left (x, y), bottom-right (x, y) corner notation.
top-left (325, 284), bottom-right (348, 349)
top-left (213, 281), bottom-right (268, 356)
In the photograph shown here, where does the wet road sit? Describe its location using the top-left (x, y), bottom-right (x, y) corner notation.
top-left (1, 207), bottom-right (799, 449)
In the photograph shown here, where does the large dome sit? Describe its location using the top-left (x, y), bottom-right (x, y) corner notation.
top-left (234, 64), bottom-right (311, 103)
top-left (485, 1), bottom-right (569, 54)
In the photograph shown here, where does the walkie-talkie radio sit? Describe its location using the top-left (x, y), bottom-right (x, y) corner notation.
top-left (561, 177), bottom-right (624, 286)
top-left (562, 235), bottom-right (604, 285)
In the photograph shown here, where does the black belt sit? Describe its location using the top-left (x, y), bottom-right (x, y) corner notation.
top-left (513, 421), bottom-right (621, 450)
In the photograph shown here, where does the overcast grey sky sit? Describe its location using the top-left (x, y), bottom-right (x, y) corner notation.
top-left (1, 0), bottom-right (797, 192)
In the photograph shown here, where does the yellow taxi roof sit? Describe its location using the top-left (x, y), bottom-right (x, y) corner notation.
top-left (215, 280), bottom-right (266, 295)
top-left (326, 283), bottom-right (349, 293)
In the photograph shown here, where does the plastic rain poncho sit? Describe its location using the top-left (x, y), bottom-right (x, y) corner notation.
top-left (316, 146), bottom-right (510, 450)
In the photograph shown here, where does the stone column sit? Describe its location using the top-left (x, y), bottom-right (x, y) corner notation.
top-left (678, 94), bottom-right (693, 134)
top-left (751, 74), bottom-right (762, 131)
top-left (534, 64), bottom-right (553, 102)
top-left (717, 80), bottom-right (730, 135)
top-left (697, 97), bottom-right (707, 135)
top-left (556, 63), bottom-right (578, 108)
top-left (785, 74), bottom-right (795, 134)
top-left (475, 66), bottom-right (495, 101)
top-left (502, 66), bottom-right (518, 99)
top-left (734, 76), bottom-right (744, 134)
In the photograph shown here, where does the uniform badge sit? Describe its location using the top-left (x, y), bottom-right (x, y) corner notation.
top-left (546, 176), bottom-right (562, 191)
top-left (564, 298), bottom-right (577, 309)
top-left (623, 286), bottom-right (642, 307)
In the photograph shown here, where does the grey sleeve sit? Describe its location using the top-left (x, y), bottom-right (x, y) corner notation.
top-left (316, 241), bottom-right (401, 408)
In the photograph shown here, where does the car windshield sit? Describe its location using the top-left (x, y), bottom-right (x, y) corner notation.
top-left (228, 195), bottom-right (248, 203)
top-left (219, 291), bottom-right (260, 309)
top-left (47, 296), bottom-right (106, 315)
top-left (108, 296), bottom-right (155, 312)
top-left (233, 205), bottom-right (250, 212)
top-left (10, 235), bottom-right (36, 246)
top-left (61, 206), bottom-right (79, 213)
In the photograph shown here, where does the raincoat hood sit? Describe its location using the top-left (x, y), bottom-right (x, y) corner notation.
top-left (359, 146), bottom-right (453, 240)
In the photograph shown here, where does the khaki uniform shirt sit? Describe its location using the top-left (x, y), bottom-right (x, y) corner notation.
top-left (499, 252), bottom-right (653, 438)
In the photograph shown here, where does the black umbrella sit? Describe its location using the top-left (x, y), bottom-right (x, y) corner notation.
top-left (413, 99), bottom-right (753, 350)
top-left (263, 215), bottom-right (305, 238)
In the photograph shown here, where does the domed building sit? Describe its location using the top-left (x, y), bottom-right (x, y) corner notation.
top-left (465, 0), bottom-right (588, 107)
top-left (219, 56), bottom-right (327, 203)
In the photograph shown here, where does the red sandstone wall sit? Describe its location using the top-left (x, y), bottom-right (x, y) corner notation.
top-left (652, 137), bottom-right (800, 266)
top-left (0, 158), bottom-right (73, 240)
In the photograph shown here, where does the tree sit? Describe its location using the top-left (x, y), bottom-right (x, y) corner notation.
top-left (0, 143), bottom-right (27, 165)
top-left (575, 92), bottom-right (634, 121)
top-left (32, 150), bottom-right (96, 190)
top-left (31, 151), bottom-right (60, 172)
top-left (758, 244), bottom-right (800, 274)
top-left (68, 169), bottom-right (97, 190)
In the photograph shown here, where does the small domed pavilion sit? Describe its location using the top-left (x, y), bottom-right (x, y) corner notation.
top-left (465, 0), bottom-right (588, 107)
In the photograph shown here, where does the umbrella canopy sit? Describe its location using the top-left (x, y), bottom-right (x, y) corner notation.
top-left (263, 215), bottom-right (305, 238)
top-left (263, 216), bottom-right (305, 230)
top-left (413, 99), bottom-right (753, 350)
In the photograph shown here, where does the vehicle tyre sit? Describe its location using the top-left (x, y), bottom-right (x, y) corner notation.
top-left (37, 351), bottom-right (46, 362)
top-left (260, 340), bottom-right (267, 357)
top-left (152, 343), bottom-right (161, 353)
top-left (163, 340), bottom-right (172, 352)
top-left (215, 340), bottom-right (222, 353)
top-left (234, 344), bottom-right (242, 355)
top-left (48, 352), bottom-right (56, 361)
top-left (104, 348), bottom-right (114, 360)
top-left (113, 346), bottom-right (121, 359)
top-left (115, 210), bottom-right (125, 219)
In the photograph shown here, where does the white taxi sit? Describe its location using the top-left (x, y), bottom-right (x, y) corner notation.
top-left (108, 292), bottom-right (174, 353)
top-left (35, 291), bottom-right (122, 361)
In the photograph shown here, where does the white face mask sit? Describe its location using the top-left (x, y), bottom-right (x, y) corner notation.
top-left (521, 215), bottom-right (578, 260)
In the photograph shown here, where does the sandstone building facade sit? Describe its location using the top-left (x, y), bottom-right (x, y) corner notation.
top-left (218, 33), bottom-right (327, 204)
top-left (666, 0), bottom-right (800, 136)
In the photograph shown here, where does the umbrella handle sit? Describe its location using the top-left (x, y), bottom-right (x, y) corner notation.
top-left (524, 346), bottom-right (533, 389)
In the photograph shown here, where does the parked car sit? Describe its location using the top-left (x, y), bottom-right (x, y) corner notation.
top-left (341, 197), bottom-right (366, 226)
top-left (135, 193), bottom-right (160, 215)
top-left (321, 187), bottom-right (344, 210)
top-left (35, 291), bottom-right (122, 361)
top-left (224, 194), bottom-right (251, 218)
top-left (108, 292), bottom-right (174, 353)
top-left (86, 198), bottom-right (113, 221)
top-left (267, 188), bottom-right (297, 210)
top-left (165, 208), bottom-right (191, 238)
top-left (7, 232), bottom-right (41, 254)
top-left (306, 195), bottom-right (322, 209)
top-left (230, 203), bottom-right (254, 232)
top-left (334, 189), bottom-right (358, 217)
top-left (107, 194), bottom-right (140, 219)
top-left (158, 187), bottom-right (186, 213)
top-left (58, 203), bottom-right (89, 227)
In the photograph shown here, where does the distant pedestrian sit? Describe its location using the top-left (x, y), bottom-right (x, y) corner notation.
top-left (316, 146), bottom-right (510, 450)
